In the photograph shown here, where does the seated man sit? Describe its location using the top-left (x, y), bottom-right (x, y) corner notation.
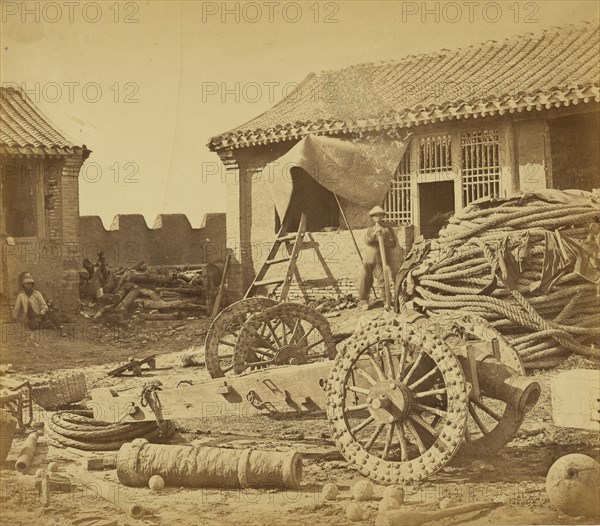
top-left (358, 206), bottom-right (397, 310)
top-left (12, 273), bottom-right (66, 336)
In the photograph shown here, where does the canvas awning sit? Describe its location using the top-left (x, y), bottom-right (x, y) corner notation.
top-left (260, 134), bottom-right (411, 218)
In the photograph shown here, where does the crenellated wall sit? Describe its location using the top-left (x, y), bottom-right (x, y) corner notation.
top-left (78, 213), bottom-right (226, 267)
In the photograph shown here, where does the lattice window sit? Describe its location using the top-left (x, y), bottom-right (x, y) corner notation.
top-left (419, 134), bottom-right (452, 173)
top-left (461, 129), bottom-right (500, 205)
top-left (384, 150), bottom-right (413, 225)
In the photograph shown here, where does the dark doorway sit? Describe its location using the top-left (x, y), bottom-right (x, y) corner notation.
top-left (419, 181), bottom-right (455, 239)
top-left (275, 167), bottom-right (339, 232)
top-left (548, 112), bottom-right (599, 191)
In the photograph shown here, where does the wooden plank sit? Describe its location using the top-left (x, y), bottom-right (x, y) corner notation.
top-left (551, 369), bottom-right (600, 431)
top-left (91, 360), bottom-right (334, 423)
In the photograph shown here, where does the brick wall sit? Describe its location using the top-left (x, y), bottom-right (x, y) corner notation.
top-left (78, 213), bottom-right (226, 268)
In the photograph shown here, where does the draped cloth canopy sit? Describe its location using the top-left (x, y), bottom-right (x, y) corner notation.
top-left (260, 134), bottom-right (411, 219)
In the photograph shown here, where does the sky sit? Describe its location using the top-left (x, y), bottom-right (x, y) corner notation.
top-left (2, 0), bottom-right (598, 227)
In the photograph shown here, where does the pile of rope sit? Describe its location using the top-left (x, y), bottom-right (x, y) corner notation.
top-left (397, 189), bottom-right (599, 369)
top-left (45, 410), bottom-right (164, 451)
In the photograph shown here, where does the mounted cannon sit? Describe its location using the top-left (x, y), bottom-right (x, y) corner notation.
top-left (92, 302), bottom-right (540, 484)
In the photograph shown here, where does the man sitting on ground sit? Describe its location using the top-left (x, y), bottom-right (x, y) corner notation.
top-left (12, 273), bottom-right (67, 336)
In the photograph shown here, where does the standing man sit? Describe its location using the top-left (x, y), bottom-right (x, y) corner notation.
top-left (358, 206), bottom-right (397, 310)
top-left (12, 273), bottom-right (66, 336)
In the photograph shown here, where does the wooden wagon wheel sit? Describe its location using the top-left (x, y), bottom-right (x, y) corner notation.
top-left (326, 318), bottom-right (468, 484)
top-left (234, 303), bottom-right (336, 375)
top-left (204, 297), bottom-right (278, 378)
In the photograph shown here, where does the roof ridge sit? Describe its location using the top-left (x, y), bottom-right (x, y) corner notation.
top-left (313, 19), bottom-right (598, 76)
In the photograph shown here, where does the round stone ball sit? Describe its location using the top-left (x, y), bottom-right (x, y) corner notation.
top-left (546, 454), bottom-right (600, 518)
top-left (346, 502), bottom-right (364, 521)
top-left (322, 482), bottom-right (339, 501)
top-left (378, 496), bottom-right (400, 513)
top-left (352, 479), bottom-right (374, 501)
top-left (47, 462), bottom-right (58, 472)
top-left (382, 486), bottom-right (405, 505)
top-left (148, 475), bottom-right (165, 492)
top-left (35, 468), bottom-right (44, 479)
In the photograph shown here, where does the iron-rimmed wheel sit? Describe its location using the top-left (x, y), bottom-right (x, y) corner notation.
top-left (204, 297), bottom-right (278, 378)
top-left (234, 303), bottom-right (336, 375)
top-left (326, 318), bottom-right (468, 484)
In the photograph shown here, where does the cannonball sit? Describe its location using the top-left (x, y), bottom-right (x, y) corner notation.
top-left (35, 468), bottom-right (44, 479)
top-left (321, 482), bottom-right (339, 501)
top-left (346, 502), bottom-right (364, 521)
top-left (352, 479), bottom-right (374, 501)
top-left (148, 475), bottom-right (165, 492)
top-left (378, 497), bottom-right (400, 513)
top-left (47, 462), bottom-right (58, 472)
top-left (382, 486), bottom-right (405, 505)
top-left (546, 454), bottom-right (600, 518)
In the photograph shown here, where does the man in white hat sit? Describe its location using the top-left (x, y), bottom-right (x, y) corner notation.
top-left (358, 206), bottom-right (397, 309)
top-left (12, 272), bottom-right (66, 336)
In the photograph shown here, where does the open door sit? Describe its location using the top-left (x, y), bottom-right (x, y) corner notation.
top-left (419, 181), bottom-right (455, 239)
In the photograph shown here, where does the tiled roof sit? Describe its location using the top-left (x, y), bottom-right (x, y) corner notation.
top-left (0, 87), bottom-right (85, 157)
top-left (209, 21), bottom-right (600, 152)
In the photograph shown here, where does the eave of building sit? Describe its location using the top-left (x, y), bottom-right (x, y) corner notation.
top-left (209, 83), bottom-right (600, 153)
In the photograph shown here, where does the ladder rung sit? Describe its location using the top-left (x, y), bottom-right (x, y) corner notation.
top-left (252, 277), bottom-right (285, 287)
top-left (266, 256), bottom-right (291, 265)
top-left (277, 233), bottom-right (299, 242)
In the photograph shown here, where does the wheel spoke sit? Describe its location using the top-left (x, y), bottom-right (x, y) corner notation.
top-left (364, 423), bottom-right (385, 451)
top-left (368, 354), bottom-right (387, 381)
top-left (344, 403), bottom-right (370, 412)
top-left (298, 337), bottom-right (326, 353)
top-left (405, 419), bottom-right (427, 455)
top-left (409, 414), bottom-right (439, 438)
top-left (290, 318), bottom-right (302, 342)
top-left (471, 398), bottom-right (503, 421)
top-left (408, 365), bottom-right (439, 391)
top-left (265, 321), bottom-right (282, 348)
top-left (218, 339), bottom-right (236, 348)
top-left (222, 364), bottom-right (234, 374)
top-left (396, 423), bottom-right (409, 461)
top-left (414, 387), bottom-right (447, 399)
top-left (383, 423), bottom-right (395, 460)
top-left (347, 385), bottom-right (370, 395)
top-left (469, 404), bottom-right (490, 435)
top-left (396, 342), bottom-right (408, 381)
top-left (353, 366), bottom-right (377, 386)
top-left (383, 344), bottom-right (396, 379)
top-left (350, 415), bottom-right (375, 435)
top-left (402, 351), bottom-right (424, 384)
top-left (281, 318), bottom-right (288, 345)
top-left (415, 403), bottom-right (447, 419)
top-left (253, 335), bottom-right (278, 352)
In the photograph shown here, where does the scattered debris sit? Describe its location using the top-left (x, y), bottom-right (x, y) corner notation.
top-left (15, 431), bottom-right (38, 473)
top-left (375, 501), bottom-right (502, 526)
top-left (308, 294), bottom-right (358, 314)
top-left (66, 465), bottom-right (145, 519)
top-left (107, 355), bottom-right (156, 377)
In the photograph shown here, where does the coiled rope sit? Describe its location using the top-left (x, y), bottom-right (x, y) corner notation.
top-left (397, 191), bottom-right (600, 370)
top-left (45, 410), bottom-right (164, 451)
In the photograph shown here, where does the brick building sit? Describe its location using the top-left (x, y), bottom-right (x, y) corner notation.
top-left (210, 22), bottom-right (599, 301)
top-left (1, 87), bottom-right (91, 312)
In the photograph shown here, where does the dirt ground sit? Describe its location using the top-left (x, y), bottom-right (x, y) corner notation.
top-left (0, 309), bottom-right (599, 526)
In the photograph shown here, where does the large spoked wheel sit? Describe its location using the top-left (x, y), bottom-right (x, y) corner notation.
top-left (326, 318), bottom-right (468, 484)
top-left (443, 315), bottom-right (527, 454)
top-left (234, 303), bottom-right (337, 375)
top-left (204, 297), bottom-right (278, 378)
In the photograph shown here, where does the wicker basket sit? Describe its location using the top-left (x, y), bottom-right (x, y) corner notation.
top-left (0, 409), bottom-right (17, 463)
top-left (31, 372), bottom-right (87, 410)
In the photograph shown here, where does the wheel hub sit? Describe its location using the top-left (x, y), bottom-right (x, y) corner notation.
top-left (367, 380), bottom-right (411, 424)
top-left (274, 344), bottom-right (307, 365)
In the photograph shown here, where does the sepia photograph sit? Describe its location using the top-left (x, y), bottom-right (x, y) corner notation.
top-left (0, 1), bottom-right (599, 525)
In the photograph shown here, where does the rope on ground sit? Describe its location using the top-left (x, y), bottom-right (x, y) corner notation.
top-left (45, 410), bottom-right (164, 451)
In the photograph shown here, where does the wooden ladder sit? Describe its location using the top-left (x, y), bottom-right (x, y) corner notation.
top-left (244, 212), bottom-right (308, 301)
